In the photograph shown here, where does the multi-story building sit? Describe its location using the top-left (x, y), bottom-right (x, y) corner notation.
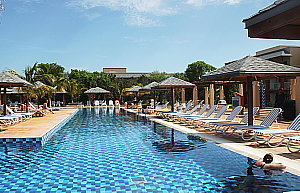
top-left (255, 45), bottom-right (300, 106)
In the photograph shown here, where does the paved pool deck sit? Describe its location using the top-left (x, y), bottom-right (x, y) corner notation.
top-left (0, 107), bottom-right (77, 139)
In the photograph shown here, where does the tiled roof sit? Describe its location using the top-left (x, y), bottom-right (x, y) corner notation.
top-left (126, 86), bottom-right (142, 92)
top-left (111, 73), bottom-right (150, 78)
top-left (155, 77), bottom-right (195, 88)
top-left (34, 81), bottom-right (46, 88)
top-left (140, 82), bottom-right (159, 91)
top-left (0, 71), bottom-right (33, 87)
top-left (203, 55), bottom-right (300, 80)
top-left (255, 47), bottom-right (292, 60)
top-left (243, 0), bottom-right (289, 22)
top-left (84, 87), bottom-right (110, 94)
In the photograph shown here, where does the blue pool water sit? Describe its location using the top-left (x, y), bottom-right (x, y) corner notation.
top-left (0, 108), bottom-right (299, 192)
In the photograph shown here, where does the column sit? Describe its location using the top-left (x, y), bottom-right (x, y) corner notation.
top-left (290, 79), bottom-right (297, 100)
top-left (181, 88), bottom-right (186, 103)
top-left (205, 87), bottom-right (209, 105)
top-left (253, 81), bottom-right (260, 108)
top-left (209, 84), bottom-right (214, 107)
top-left (296, 77), bottom-right (300, 114)
top-left (219, 85), bottom-right (224, 100)
top-left (238, 84), bottom-right (244, 95)
top-left (193, 86), bottom-right (198, 105)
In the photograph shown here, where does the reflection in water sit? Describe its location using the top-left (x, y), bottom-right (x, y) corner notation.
top-left (151, 122), bottom-right (206, 155)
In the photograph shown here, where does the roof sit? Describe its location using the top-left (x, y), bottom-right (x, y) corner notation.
top-left (126, 86), bottom-right (142, 92)
top-left (243, 0), bottom-right (300, 40)
top-left (84, 87), bottom-right (110, 94)
top-left (34, 81), bottom-right (46, 88)
top-left (139, 82), bottom-right (159, 91)
top-left (154, 77), bottom-right (195, 88)
top-left (0, 71), bottom-right (33, 87)
top-left (243, 0), bottom-right (295, 25)
top-left (255, 47), bottom-right (292, 60)
top-left (110, 73), bottom-right (151, 78)
top-left (202, 55), bottom-right (300, 81)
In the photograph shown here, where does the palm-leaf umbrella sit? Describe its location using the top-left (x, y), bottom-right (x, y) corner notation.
top-left (152, 77), bottom-right (196, 112)
top-left (0, 71), bottom-right (33, 115)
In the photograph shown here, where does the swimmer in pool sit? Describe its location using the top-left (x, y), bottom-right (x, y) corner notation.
top-left (253, 153), bottom-right (286, 170)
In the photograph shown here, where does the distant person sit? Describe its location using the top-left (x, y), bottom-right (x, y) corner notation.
top-left (274, 88), bottom-right (285, 108)
top-left (42, 100), bottom-right (54, 114)
top-left (133, 97), bottom-right (137, 105)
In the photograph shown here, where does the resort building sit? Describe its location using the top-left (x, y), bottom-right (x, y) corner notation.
top-left (255, 45), bottom-right (300, 107)
top-left (243, 0), bottom-right (300, 117)
top-left (103, 67), bottom-right (150, 79)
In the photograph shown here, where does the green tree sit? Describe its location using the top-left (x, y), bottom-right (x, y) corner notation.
top-left (35, 63), bottom-right (65, 78)
top-left (149, 70), bottom-right (168, 83)
top-left (185, 61), bottom-right (216, 82)
top-left (23, 62), bottom-right (38, 83)
top-left (66, 79), bottom-right (83, 103)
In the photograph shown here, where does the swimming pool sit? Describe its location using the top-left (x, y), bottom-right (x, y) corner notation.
top-left (0, 108), bottom-right (299, 192)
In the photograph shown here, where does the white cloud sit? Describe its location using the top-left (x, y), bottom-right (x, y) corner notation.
top-left (223, 0), bottom-right (242, 5)
top-left (67, 0), bottom-right (178, 26)
top-left (67, 0), bottom-right (243, 26)
top-left (186, 0), bottom-right (243, 7)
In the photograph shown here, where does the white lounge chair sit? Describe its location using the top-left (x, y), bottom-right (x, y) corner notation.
top-left (250, 113), bottom-right (300, 147)
top-left (169, 104), bottom-right (201, 122)
top-left (108, 100), bottom-right (114, 106)
top-left (214, 107), bottom-right (260, 134)
top-left (191, 105), bottom-right (229, 128)
top-left (226, 108), bottom-right (282, 140)
top-left (94, 100), bottom-right (100, 106)
top-left (199, 106), bottom-right (244, 129)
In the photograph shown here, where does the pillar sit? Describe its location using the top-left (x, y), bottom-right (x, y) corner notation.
top-left (219, 85), bottom-right (224, 100)
top-left (193, 86), bottom-right (198, 105)
top-left (253, 81), bottom-right (260, 108)
top-left (238, 84), bottom-right (244, 95)
top-left (209, 84), bottom-right (214, 107)
top-left (296, 77), bottom-right (300, 114)
top-left (204, 87), bottom-right (209, 105)
top-left (181, 88), bottom-right (186, 103)
top-left (290, 79), bottom-right (297, 100)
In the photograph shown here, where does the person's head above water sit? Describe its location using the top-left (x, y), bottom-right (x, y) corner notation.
top-left (263, 153), bottom-right (273, 164)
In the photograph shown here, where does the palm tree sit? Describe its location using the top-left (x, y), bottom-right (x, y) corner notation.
top-left (66, 79), bottom-right (83, 103)
top-left (24, 62), bottom-right (38, 83)
top-left (110, 80), bottom-right (125, 102)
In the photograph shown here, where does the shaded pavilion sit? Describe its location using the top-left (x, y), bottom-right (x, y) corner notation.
top-left (139, 82), bottom-right (168, 108)
top-left (55, 89), bottom-right (67, 106)
top-left (152, 77), bottom-right (196, 112)
top-left (243, 0), bottom-right (300, 40)
top-left (125, 86), bottom-right (150, 104)
top-left (0, 71), bottom-right (33, 115)
top-left (84, 87), bottom-right (110, 102)
top-left (202, 55), bottom-right (300, 125)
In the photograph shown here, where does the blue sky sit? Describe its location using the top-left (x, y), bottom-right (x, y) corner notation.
top-left (1, 0), bottom-right (299, 76)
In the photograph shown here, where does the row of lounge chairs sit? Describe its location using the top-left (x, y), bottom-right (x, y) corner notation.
top-left (154, 101), bottom-right (300, 153)
top-left (0, 103), bottom-right (51, 128)
top-left (79, 100), bottom-right (120, 107)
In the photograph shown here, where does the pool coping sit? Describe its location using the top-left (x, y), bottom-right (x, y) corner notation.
top-left (0, 109), bottom-right (79, 145)
top-left (124, 108), bottom-right (300, 177)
